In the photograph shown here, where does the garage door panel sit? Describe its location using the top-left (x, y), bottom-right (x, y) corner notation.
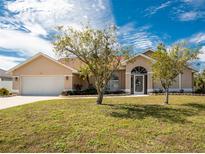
top-left (21, 76), bottom-right (64, 96)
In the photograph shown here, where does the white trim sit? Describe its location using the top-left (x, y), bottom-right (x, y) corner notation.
top-left (7, 52), bottom-right (78, 73)
top-left (125, 89), bottom-right (130, 93)
top-left (139, 54), bottom-right (155, 62)
top-left (134, 75), bottom-right (144, 94)
top-left (147, 89), bottom-right (154, 92)
top-left (179, 73), bottom-right (182, 89)
top-left (63, 88), bottom-right (73, 91)
top-left (11, 89), bottom-right (19, 93)
top-left (19, 75), bottom-right (22, 94)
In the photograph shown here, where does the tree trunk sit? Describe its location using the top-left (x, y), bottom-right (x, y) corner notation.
top-left (164, 88), bottom-right (169, 105)
top-left (96, 90), bottom-right (104, 105)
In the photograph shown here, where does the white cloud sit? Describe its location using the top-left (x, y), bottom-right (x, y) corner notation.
top-left (189, 33), bottom-right (205, 43)
top-left (178, 11), bottom-right (197, 21)
top-left (118, 23), bottom-right (160, 51)
top-left (0, 29), bottom-right (53, 57)
top-left (175, 0), bottom-right (205, 21)
top-left (0, 0), bottom-right (113, 69)
top-left (199, 46), bottom-right (205, 60)
top-left (145, 1), bottom-right (172, 16)
top-left (178, 11), bottom-right (205, 21)
top-left (5, 0), bottom-right (113, 36)
top-left (182, 32), bottom-right (205, 61)
top-left (181, 0), bottom-right (205, 7)
top-left (0, 55), bottom-right (25, 70)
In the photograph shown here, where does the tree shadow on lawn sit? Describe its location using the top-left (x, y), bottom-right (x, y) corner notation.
top-left (103, 103), bottom-right (205, 124)
top-left (181, 103), bottom-right (205, 111)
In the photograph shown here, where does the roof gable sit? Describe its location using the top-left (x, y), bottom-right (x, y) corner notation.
top-left (122, 51), bottom-right (155, 65)
top-left (8, 53), bottom-right (78, 74)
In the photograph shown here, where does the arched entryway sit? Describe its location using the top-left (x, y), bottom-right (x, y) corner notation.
top-left (131, 66), bottom-right (147, 94)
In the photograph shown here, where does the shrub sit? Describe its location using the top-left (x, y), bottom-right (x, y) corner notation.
top-left (74, 84), bottom-right (83, 91)
top-left (61, 87), bottom-right (125, 96)
top-left (153, 89), bottom-right (163, 93)
top-left (0, 88), bottom-right (9, 96)
top-left (179, 89), bottom-right (184, 93)
top-left (81, 87), bottom-right (97, 95)
top-left (195, 88), bottom-right (205, 94)
top-left (104, 90), bottom-right (125, 94)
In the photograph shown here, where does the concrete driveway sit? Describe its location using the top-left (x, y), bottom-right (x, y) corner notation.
top-left (0, 96), bottom-right (60, 110)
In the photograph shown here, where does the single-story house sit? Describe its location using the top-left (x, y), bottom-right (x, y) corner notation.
top-left (7, 50), bottom-right (195, 96)
top-left (0, 68), bottom-right (12, 91)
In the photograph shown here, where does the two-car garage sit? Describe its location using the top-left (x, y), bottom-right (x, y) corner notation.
top-left (21, 76), bottom-right (65, 96)
top-left (8, 53), bottom-right (76, 96)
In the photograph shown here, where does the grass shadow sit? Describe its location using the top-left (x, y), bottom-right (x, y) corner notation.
top-left (181, 103), bottom-right (205, 111)
top-left (103, 103), bottom-right (200, 123)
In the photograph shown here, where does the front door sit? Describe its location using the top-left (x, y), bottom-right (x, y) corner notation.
top-left (134, 75), bottom-right (144, 94)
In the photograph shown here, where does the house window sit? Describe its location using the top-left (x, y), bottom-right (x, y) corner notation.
top-left (107, 74), bottom-right (119, 91)
top-left (131, 66), bottom-right (147, 74)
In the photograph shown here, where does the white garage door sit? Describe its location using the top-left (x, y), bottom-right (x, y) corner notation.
top-left (21, 76), bottom-right (64, 96)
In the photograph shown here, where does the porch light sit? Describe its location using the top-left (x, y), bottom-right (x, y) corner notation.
top-left (14, 76), bottom-right (19, 81)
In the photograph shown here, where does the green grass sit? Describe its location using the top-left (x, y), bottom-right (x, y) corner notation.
top-left (0, 96), bottom-right (205, 152)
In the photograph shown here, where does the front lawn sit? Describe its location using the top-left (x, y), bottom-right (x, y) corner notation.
top-left (0, 96), bottom-right (205, 152)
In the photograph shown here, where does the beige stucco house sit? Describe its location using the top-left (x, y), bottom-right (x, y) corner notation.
top-left (8, 50), bottom-right (195, 96)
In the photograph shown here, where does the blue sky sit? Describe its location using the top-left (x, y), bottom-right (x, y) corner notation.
top-left (0, 0), bottom-right (205, 70)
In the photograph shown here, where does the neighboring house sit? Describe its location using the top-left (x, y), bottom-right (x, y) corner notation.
top-left (7, 50), bottom-right (195, 96)
top-left (0, 68), bottom-right (12, 91)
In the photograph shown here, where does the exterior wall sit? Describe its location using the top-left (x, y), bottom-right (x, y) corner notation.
top-left (125, 73), bottom-right (131, 92)
top-left (9, 52), bottom-right (194, 95)
top-left (60, 58), bottom-right (126, 91)
top-left (147, 72), bottom-right (153, 92)
top-left (71, 70), bottom-right (125, 91)
top-left (11, 55), bottom-right (73, 93)
top-left (181, 67), bottom-right (194, 91)
top-left (152, 68), bottom-right (193, 92)
top-left (59, 58), bottom-right (84, 71)
top-left (12, 77), bottom-right (20, 93)
top-left (12, 55), bottom-right (73, 76)
top-left (153, 76), bottom-right (180, 90)
top-left (72, 74), bottom-right (84, 90)
top-left (125, 55), bottom-right (152, 93)
top-left (124, 54), bottom-right (194, 93)
top-left (114, 70), bottom-right (125, 90)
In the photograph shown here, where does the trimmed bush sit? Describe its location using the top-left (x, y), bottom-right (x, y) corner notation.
top-left (104, 90), bottom-right (125, 94)
top-left (61, 87), bottom-right (125, 96)
top-left (195, 88), bottom-right (205, 94)
top-left (0, 88), bottom-right (9, 96)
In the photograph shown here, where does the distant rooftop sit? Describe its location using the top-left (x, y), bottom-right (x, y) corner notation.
top-left (0, 68), bottom-right (11, 78)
